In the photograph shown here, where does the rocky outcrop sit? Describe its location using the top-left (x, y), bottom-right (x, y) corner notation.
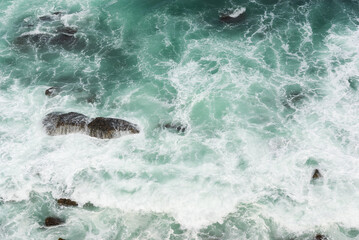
top-left (43, 112), bottom-right (91, 136)
top-left (43, 112), bottom-right (139, 139)
top-left (45, 217), bottom-right (64, 227)
top-left (57, 198), bottom-right (78, 207)
top-left (312, 169), bottom-right (322, 180)
top-left (88, 117), bottom-right (140, 139)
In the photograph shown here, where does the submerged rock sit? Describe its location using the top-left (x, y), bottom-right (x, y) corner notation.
top-left (88, 117), bottom-right (140, 139)
top-left (220, 7), bottom-right (246, 23)
top-left (162, 123), bottom-right (186, 133)
top-left (83, 202), bottom-right (100, 211)
top-left (58, 238), bottom-right (65, 240)
top-left (45, 217), bottom-right (64, 227)
top-left (57, 198), bottom-right (78, 207)
top-left (15, 32), bottom-right (76, 47)
top-left (14, 33), bottom-right (53, 45)
top-left (312, 169), bottom-right (322, 180)
top-left (43, 112), bottom-right (139, 139)
top-left (285, 84), bottom-right (306, 104)
top-left (52, 11), bottom-right (63, 16)
top-left (50, 33), bottom-right (76, 45)
top-left (56, 26), bottom-right (78, 35)
top-left (42, 112), bottom-right (90, 136)
top-left (348, 77), bottom-right (359, 91)
top-left (45, 87), bottom-right (60, 97)
top-left (39, 15), bottom-right (54, 21)
top-left (39, 12), bottom-right (62, 21)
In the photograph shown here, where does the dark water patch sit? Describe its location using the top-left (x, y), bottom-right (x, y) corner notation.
top-left (198, 203), bottom-right (266, 239)
top-left (14, 32), bottom-right (85, 52)
top-left (348, 76), bottom-right (359, 90)
top-left (305, 158), bottom-right (320, 167)
top-left (338, 225), bottom-right (359, 238)
top-left (281, 84), bottom-right (308, 110)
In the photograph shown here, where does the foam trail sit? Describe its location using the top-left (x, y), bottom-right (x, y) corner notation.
top-left (1, 0), bottom-right (359, 239)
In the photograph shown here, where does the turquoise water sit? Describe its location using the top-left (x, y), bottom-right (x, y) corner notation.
top-left (1, 0), bottom-right (359, 239)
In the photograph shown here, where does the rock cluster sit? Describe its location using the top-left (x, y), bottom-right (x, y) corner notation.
top-left (43, 112), bottom-right (139, 139)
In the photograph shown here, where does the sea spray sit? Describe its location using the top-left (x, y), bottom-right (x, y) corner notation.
top-left (1, 0), bottom-right (359, 239)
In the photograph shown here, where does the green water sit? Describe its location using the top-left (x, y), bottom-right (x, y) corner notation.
top-left (1, 0), bottom-right (359, 239)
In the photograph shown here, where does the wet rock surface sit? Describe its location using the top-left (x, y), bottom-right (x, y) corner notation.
top-left (45, 217), bottom-right (64, 227)
top-left (43, 112), bottom-right (90, 136)
top-left (57, 198), bottom-right (78, 207)
top-left (43, 112), bottom-right (139, 139)
top-left (88, 117), bottom-right (140, 139)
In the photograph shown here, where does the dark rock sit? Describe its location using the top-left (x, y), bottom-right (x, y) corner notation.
top-left (58, 238), bottom-right (65, 240)
top-left (45, 87), bottom-right (60, 97)
top-left (42, 112), bottom-right (91, 136)
top-left (39, 15), bottom-right (53, 21)
top-left (56, 26), bottom-right (78, 35)
top-left (312, 169), bottom-right (322, 180)
top-left (57, 198), bottom-right (78, 207)
top-left (42, 112), bottom-right (139, 139)
top-left (52, 11), bottom-right (63, 16)
top-left (220, 8), bottom-right (246, 23)
top-left (315, 234), bottom-right (328, 240)
top-left (163, 123), bottom-right (186, 133)
top-left (45, 217), bottom-right (64, 227)
top-left (88, 117), bottom-right (140, 139)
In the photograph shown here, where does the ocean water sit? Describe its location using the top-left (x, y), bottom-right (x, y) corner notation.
top-left (1, 0), bottom-right (359, 239)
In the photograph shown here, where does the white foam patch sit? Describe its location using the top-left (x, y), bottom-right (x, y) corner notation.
top-left (229, 7), bottom-right (246, 18)
top-left (1, 0), bottom-right (359, 238)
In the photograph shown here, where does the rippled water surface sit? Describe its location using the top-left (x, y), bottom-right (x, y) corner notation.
top-left (1, 0), bottom-right (359, 239)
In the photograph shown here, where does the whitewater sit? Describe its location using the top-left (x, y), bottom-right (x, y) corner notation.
top-left (1, 0), bottom-right (359, 239)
